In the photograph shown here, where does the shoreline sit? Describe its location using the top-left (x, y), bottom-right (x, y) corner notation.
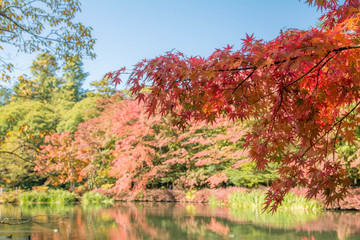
top-left (107, 186), bottom-right (360, 211)
top-left (1, 186), bottom-right (359, 211)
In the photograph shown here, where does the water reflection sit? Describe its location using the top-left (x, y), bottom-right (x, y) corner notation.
top-left (0, 202), bottom-right (359, 239)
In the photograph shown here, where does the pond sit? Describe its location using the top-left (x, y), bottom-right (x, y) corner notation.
top-left (0, 202), bottom-right (359, 240)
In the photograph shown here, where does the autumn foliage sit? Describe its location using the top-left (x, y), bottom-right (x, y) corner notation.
top-left (35, 95), bottom-right (122, 191)
top-left (36, 132), bottom-right (88, 192)
top-left (107, 0), bottom-right (360, 211)
top-left (37, 94), bottom-right (259, 194)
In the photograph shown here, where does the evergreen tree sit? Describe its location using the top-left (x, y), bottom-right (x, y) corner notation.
top-left (30, 53), bottom-right (60, 102)
top-left (61, 56), bottom-right (89, 103)
top-left (89, 77), bottom-right (116, 98)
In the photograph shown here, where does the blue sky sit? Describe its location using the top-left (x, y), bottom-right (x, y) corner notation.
top-left (6, 0), bottom-right (323, 90)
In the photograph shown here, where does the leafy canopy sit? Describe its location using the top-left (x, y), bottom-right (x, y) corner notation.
top-left (109, 0), bottom-right (360, 211)
top-left (0, 0), bottom-right (95, 81)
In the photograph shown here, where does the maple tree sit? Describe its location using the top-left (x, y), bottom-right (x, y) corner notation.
top-left (154, 119), bottom-right (249, 189)
top-left (108, 0), bottom-right (360, 211)
top-left (35, 93), bottom-right (255, 193)
top-left (108, 98), bottom-right (161, 192)
top-left (36, 94), bottom-right (125, 191)
top-left (36, 132), bottom-right (86, 192)
top-left (106, 96), bottom-right (274, 192)
top-left (71, 95), bottom-right (125, 189)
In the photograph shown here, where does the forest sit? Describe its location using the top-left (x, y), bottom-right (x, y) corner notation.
top-left (1, 51), bottom-right (360, 204)
top-left (0, 52), bottom-right (282, 194)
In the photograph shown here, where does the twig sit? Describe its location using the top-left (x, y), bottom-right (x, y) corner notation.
top-left (232, 68), bottom-right (257, 94)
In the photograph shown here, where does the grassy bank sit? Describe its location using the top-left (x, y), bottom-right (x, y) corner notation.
top-left (81, 192), bottom-right (114, 205)
top-left (0, 187), bottom-right (323, 212)
top-left (19, 189), bottom-right (76, 204)
top-left (0, 189), bottom-right (114, 205)
top-left (209, 191), bottom-right (323, 213)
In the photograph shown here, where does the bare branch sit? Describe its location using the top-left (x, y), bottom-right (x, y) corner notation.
top-left (0, 214), bottom-right (62, 225)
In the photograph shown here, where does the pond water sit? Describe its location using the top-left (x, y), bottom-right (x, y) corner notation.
top-left (0, 202), bottom-right (359, 240)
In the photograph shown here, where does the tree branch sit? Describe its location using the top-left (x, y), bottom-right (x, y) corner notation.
top-left (232, 68), bottom-right (256, 94)
top-left (0, 214), bottom-right (61, 225)
top-left (300, 101), bottom-right (360, 159)
top-left (219, 45), bottom-right (360, 72)
top-left (249, 49), bottom-right (336, 105)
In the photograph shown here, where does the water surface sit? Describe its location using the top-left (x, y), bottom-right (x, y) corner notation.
top-left (0, 202), bottom-right (359, 239)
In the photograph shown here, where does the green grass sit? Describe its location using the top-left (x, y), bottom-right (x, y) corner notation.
top-left (228, 191), bottom-right (323, 213)
top-left (81, 192), bottom-right (114, 205)
top-left (19, 190), bottom-right (76, 204)
top-left (229, 208), bottom-right (320, 228)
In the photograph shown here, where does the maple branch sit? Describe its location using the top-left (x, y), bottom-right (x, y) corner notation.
top-left (219, 45), bottom-right (360, 73)
top-left (267, 89), bottom-right (283, 136)
top-left (232, 68), bottom-right (256, 94)
top-left (217, 45), bottom-right (360, 102)
top-left (311, 52), bottom-right (339, 98)
top-left (250, 50), bottom-right (333, 105)
top-left (127, 46), bottom-right (360, 98)
top-left (300, 100), bottom-right (360, 159)
top-left (325, 134), bottom-right (329, 161)
top-left (166, 78), bottom-right (182, 92)
top-left (333, 121), bottom-right (342, 162)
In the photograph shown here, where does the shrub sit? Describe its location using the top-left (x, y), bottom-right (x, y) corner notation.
top-left (185, 189), bottom-right (197, 201)
top-left (32, 186), bottom-right (49, 192)
top-left (0, 191), bottom-right (20, 204)
top-left (226, 162), bottom-right (278, 188)
top-left (100, 184), bottom-right (114, 190)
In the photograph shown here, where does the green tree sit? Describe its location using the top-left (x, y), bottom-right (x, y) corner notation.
top-left (0, 131), bottom-right (45, 188)
top-left (88, 77), bottom-right (116, 98)
top-left (29, 53), bottom-right (60, 102)
top-left (0, 100), bottom-right (59, 137)
top-left (56, 96), bottom-right (100, 133)
top-left (61, 56), bottom-right (89, 103)
top-left (55, 56), bottom-right (89, 113)
top-left (0, 100), bottom-right (59, 188)
top-left (0, 0), bottom-right (95, 81)
top-left (13, 53), bottom-right (61, 102)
